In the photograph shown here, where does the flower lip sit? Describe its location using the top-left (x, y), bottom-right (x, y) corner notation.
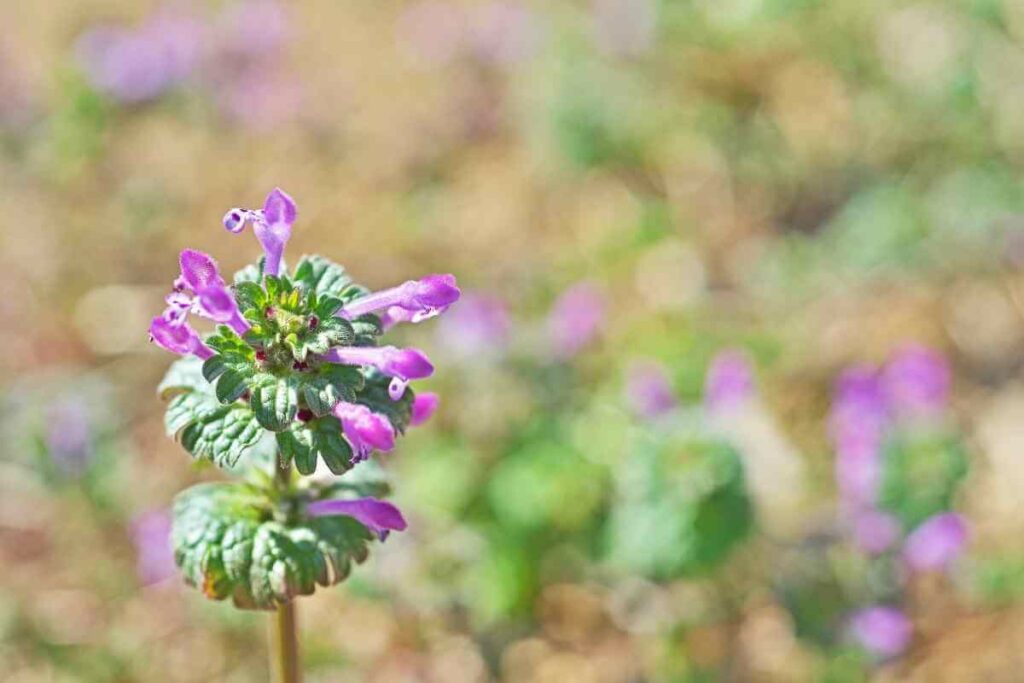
top-left (148, 316), bottom-right (212, 359)
top-left (333, 402), bottom-right (396, 462)
top-left (179, 249), bottom-right (225, 291)
top-left (306, 497), bottom-right (407, 540)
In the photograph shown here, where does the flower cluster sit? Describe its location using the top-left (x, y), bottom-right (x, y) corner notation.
top-left (150, 187), bottom-right (457, 552)
top-left (829, 346), bottom-right (969, 659)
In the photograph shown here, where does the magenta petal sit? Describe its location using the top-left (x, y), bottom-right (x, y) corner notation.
top-left (262, 187), bottom-right (297, 225)
top-left (306, 497), bottom-right (407, 540)
top-left (882, 345), bottom-right (950, 418)
top-left (411, 274), bottom-right (461, 309)
top-left (903, 513), bottom-right (967, 572)
top-left (149, 316), bottom-right (211, 358)
top-left (179, 249), bottom-right (224, 291)
top-left (849, 606), bottom-right (912, 659)
top-left (334, 402), bottom-right (396, 462)
top-left (386, 347), bottom-right (434, 380)
top-left (410, 392), bottom-right (439, 426)
top-left (704, 349), bottom-right (755, 413)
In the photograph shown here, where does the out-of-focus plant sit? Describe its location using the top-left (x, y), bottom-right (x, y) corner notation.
top-left (148, 187), bottom-right (459, 681)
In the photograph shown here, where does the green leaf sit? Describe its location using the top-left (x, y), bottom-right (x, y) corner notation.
top-left (350, 314), bottom-right (383, 346)
top-left (165, 389), bottom-right (263, 468)
top-left (276, 417), bottom-right (353, 476)
top-left (202, 328), bottom-right (257, 404)
top-left (233, 259), bottom-right (264, 285)
top-left (299, 364), bottom-right (362, 417)
top-left (356, 371), bottom-right (415, 434)
top-left (157, 357), bottom-right (208, 399)
top-left (233, 281), bottom-right (268, 314)
top-left (292, 255), bottom-right (353, 299)
top-left (249, 374), bottom-right (299, 432)
top-left (314, 295), bottom-right (344, 319)
top-left (172, 482), bottom-right (374, 610)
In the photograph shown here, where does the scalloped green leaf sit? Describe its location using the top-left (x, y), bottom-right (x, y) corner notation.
top-left (276, 417), bottom-right (353, 476)
top-left (173, 482), bottom-right (374, 610)
top-left (299, 364), bottom-right (362, 417)
top-left (233, 281), bottom-right (268, 314)
top-left (292, 255), bottom-right (353, 299)
top-left (249, 374), bottom-right (299, 432)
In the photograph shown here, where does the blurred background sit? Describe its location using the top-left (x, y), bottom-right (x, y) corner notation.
top-left (4, 0), bottom-right (1024, 680)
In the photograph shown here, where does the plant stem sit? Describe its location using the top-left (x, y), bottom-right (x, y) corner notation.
top-left (270, 458), bottom-right (301, 682)
top-left (271, 599), bottom-right (301, 683)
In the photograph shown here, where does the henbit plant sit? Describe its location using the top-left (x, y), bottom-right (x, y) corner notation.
top-left (148, 188), bottom-right (459, 682)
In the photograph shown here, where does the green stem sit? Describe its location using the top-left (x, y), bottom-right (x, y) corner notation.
top-left (271, 459), bottom-right (301, 683)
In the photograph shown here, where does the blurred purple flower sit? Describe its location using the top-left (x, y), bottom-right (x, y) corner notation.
top-left (849, 606), bottom-right (912, 659)
top-left (306, 497), bottom-right (407, 540)
top-left (45, 399), bottom-right (93, 476)
top-left (76, 7), bottom-right (203, 104)
top-left (704, 349), bottom-right (755, 413)
top-left (218, 0), bottom-right (290, 59)
top-left (131, 509), bottom-right (178, 585)
top-left (852, 509), bottom-right (900, 555)
top-left (548, 281), bottom-right (606, 359)
top-left (434, 292), bottom-right (510, 360)
top-left (626, 361), bottom-right (677, 419)
top-left (903, 513), bottom-right (967, 573)
top-left (592, 0), bottom-right (657, 57)
top-left (830, 365), bottom-right (889, 461)
top-left (882, 345), bottom-right (950, 418)
top-left (410, 392), bottom-right (440, 426)
top-left (467, 2), bottom-right (541, 67)
top-left (396, 1), bottom-right (466, 67)
top-left (835, 451), bottom-right (881, 508)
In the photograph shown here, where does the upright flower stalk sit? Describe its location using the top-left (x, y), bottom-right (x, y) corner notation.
top-left (149, 188), bottom-right (458, 682)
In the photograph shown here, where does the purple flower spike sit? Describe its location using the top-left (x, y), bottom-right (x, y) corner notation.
top-left (852, 509), bottom-right (901, 555)
top-left (333, 402), bottom-right (396, 462)
top-left (410, 392), bottom-right (440, 426)
top-left (903, 513), bottom-right (968, 573)
top-left (882, 345), bottom-right (951, 418)
top-left (626, 361), bottom-right (677, 419)
top-left (434, 292), bottom-right (510, 360)
top-left (222, 187), bottom-right (297, 276)
top-left (340, 274), bottom-right (461, 323)
top-left (548, 281), bottom-right (606, 359)
top-left (849, 606), bottom-right (912, 659)
top-left (704, 350), bottom-right (755, 413)
top-left (149, 317), bottom-right (213, 359)
top-left (306, 497), bottom-right (407, 540)
top-left (325, 345), bottom-right (435, 381)
top-left (131, 510), bottom-right (178, 585)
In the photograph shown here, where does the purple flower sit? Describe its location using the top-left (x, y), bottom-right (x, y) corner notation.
top-left (324, 345), bottom-right (434, 399)
top-left (333, 402), bottom-right (395, 463)
top-left (626, 361), bottom-right (677, 419)
top-left (339, 274), bottom-right (461, 323)
top-left (164, 249), bottom-right (249, 335)
top-left (903, 513), bottom-right (968, 573)
top-left (306, 497), bottom-right (407, 540)
top-left (149, 316), bottom-right (213, 359)
top-left (882, 345), bottom-right (950, 418)
top-left (410, 392), bottom-right (439, 426)
top-left (835, 451), bottom-right (882, 508)
top-left (434, 292), bottom-right (510, 359)
top-left (592, 0), bottom-right (657, 57)
top-left (851, 509), bottom-right (901, 555)
top-left (704, 350), bottom-right (755, 413)
top-left (849, 606), bottom-right (912, 659)
top-left (830, 365), bottom-right (889, 460)
top-left (76, 8), bottom-right (203, 104)
top-left (45, 400), bottom-right (94, 476)
top-left (223, 187), bottom-right (297, 277)
top-left (131, 509), bottom-right (178, 585)
top-left (548, 281), bottom-right (605, 359)
top-left (218, 0), bottom-right (290, 59)
top-left (466, 2), bottom-right (541, 67)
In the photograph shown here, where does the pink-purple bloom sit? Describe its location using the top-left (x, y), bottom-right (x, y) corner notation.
top-left (903, 513), bottom-right (968, 573)
top-left (410, 392), bottom-right (440, 426)
top-left (434, 292), bottom-right (510, 359)
top-left (149, 316), bottom-right (213, 359)
top-left (626, 361), bottom-right (677, 419)
top-left (851, 509), bottom-right (901, 555)
top-left (76, 8), bottom-right (203, 104)
top-left (306, 497), bottom-right (407, 540)
top-left (704, 350), bottom-right (755, 413)
top-left (223, 187), bottom-right (297, 277)
top-left (324, 345), bottom-right (434, 399)
top-left (849, 606), bottom-right (912, 659)
top-left (164, 249), bottom-right (249, 336)
top-left (882, 345), bottom-right (951, 418)
top-left (548, 282), bottom-right (606, 359)
top-left (333, 402), bottom-right (396, 463)
top-left (131, 509), bottom-right (178, 585)
top-left (340, 274), bottom-right (460, 323)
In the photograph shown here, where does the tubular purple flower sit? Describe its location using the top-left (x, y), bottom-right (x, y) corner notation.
top-left (410, 392), bottom-right (440, 426)
top-left (849, 606), bottom-right (912, 659)
top-left (166, 249), bottom-right (249, 335)
top-left (882, 345), bottom-right (950, 418)
top-left (149, 316), bottom-right (213, 359)
top-left (324, 345), bottom-right (435, 382)
top-left (903, 513), bottom-right (967, 573)
top-left (704, 350), bottom-right (755, 413)
top-left (222, 187), bottom-right (297, 276)
top-left (626, 361), bottom-right (677, 419)
top-left (339, 274), bottom-right (461, 322)
top-left (306, 497), bottom-right (407, 540)
top-left (333, 402), bottom-right (395, 463)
